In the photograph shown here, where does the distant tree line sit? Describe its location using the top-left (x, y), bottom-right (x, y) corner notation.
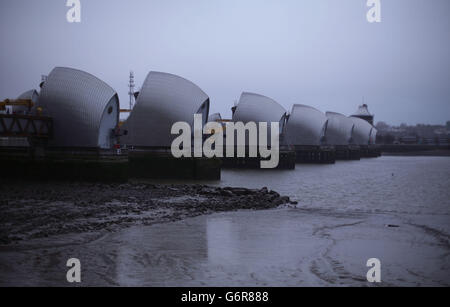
top-left (375, 121), bottom-right (450, 145)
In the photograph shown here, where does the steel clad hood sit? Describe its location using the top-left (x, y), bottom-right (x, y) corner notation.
top-left (349, 117), bottom-right (374, 145)
top-left (14, 89), bottom-right (40, 114)
top-left (231, 92), bottom-right (287, 146)
top-left (370, 128), bottom-right (378, 145)
top-left (232, 92), bottom-right (287, 124)
top-left (325, 112), bottom-right (355, 146)
top-left (285, 104), bottom-right (328, 146)
top-left (121, 71), bottom-right (210, 147)
top-left (17, 89), bottom-right (39, 103)
top-left (39, 67), bottom-right (119, 148)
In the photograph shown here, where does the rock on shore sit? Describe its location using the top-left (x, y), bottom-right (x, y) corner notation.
top-left (0, 182), bottom-right (295, 245)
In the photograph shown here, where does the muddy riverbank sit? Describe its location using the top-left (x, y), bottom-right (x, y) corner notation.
top-left (0, 182), bottom-right (295, 245)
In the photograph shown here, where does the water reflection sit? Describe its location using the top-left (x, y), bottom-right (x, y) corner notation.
top-left (106, 210), bottom-right (328, 286)
top-left (113, 220), bottom-right (209, 286)
top-left (207, 217), bottom-right (239, 265)
top-left (206, 213), bottom-right (319, 268)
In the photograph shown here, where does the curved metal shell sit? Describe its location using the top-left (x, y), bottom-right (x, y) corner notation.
top-left (350, 117), bottom-right (373, 145)
top-left (17, 89), bottom-right (39, 103)
top-left (370, 127), bottom-right (378, 145)
top-left (232, 92), bottom-right (287, 146)
top-left (39, 67), bottom-right (119, 148)
top-left (233, 92), bottom-right (286, 124)
top-left (14, 89), bottom-right (40, 114)
top-left (285, 104), bottom-right (328, 146)
top-left (325, 112), bottom-right (355, 146)
top-left (122, 71), bottom-right (209, 147)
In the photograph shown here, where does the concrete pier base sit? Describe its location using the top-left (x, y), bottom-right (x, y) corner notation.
top-left (360, 145), bottom-right (382, 158)
top-left (221, 147), bottom-right (296, 170)
top-left (128, 150), bottom-right (221, 180)
top-left (368, 145), bottom-right (382, 158)
top-left (0, 146), bottom-right (221, 182)
top-left (294, 146), bottom-right (336, 164)
top-left (0, 147), bottom-right (129, 182)
top-left (379, 144), bottom-right (450, 155)
top-left (334, 145), bottom-right (361, 160)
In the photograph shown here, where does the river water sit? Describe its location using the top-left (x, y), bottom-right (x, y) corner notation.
top-left (1, 156), bottom-right (449, 286)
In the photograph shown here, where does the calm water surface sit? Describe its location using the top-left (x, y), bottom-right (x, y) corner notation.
top-left (2, 156), bottom-right (449, 286)
top-left (216, 156), bottom-right (450, 215)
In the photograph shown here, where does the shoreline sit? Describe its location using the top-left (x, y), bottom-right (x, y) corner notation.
top-left (0, 182), bottom-right (296, 246)
top-left (382, 150), bottom-right (450, 157)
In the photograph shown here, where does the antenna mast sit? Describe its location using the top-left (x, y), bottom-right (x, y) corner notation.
top-left (128, 71), bottom-right (135, 110)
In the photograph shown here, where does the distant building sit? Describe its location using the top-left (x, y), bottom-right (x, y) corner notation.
top-left (399, 136), bottom-right (418, 144)
top-left (351, 104), bottom-right (374, 125)
top-left (439, 137), bottom-right (450, 145)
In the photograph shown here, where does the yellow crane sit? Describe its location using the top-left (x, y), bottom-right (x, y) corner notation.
top-left (0, 99), bottom-right (35, 112)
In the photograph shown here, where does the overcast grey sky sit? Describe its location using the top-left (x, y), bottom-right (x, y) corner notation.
top-left (0, 0), bottom-right (449, 125)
